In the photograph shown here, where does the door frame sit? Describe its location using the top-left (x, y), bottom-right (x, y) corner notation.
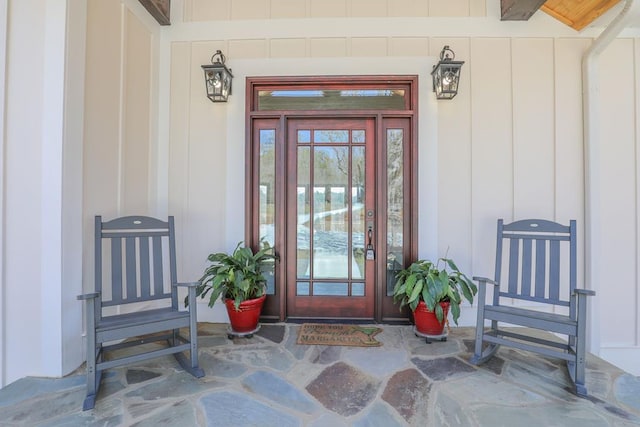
top-left (245, 76), bottom-right (419, 322)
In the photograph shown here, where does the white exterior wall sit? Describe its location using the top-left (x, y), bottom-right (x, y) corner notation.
top-left (81, 0), bottom-right (161, 308)
top-left (595, 37), bottom-right (640, 374)
top-left (162, 0), bottom-right (640, 373)
top-left (2, 0), bottom-right (640, 387)
top-left (0, 0), bottom-right (7, 388)
top-left (1, 0), bottom-right (85, 386)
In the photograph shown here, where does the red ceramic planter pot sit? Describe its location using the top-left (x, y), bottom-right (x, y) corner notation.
top-left (413, 300), bottom-right (450, 335)
top-left (224, 294), bottom-right (266, 333)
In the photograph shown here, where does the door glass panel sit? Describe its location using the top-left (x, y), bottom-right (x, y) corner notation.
top-left (352, 130), bottom-right (365, 143)
top-left (352, 283), bottom-right (365, 296)
top-left (314, 130), bottom-right (349, 143)
top-left (296, 282), bottom-right (310, 296)
top-left (298, 130), bottom-right (311, 143)
top-left (295, 125), bottom-right (369, 299)
top-left (386, 129), bottom-right (404, 296)
top-left (352, 146), bottom-right (365, 280)
top-left (314, 282), bottom-right (349, 296)
top-left (257, 89), bottom-right (407, 110)
top-left (259, 129), bottom-right (276, 294)
top-left (297, 147), bottom-right (311, 279)
top-left (313, 146), bottom-right (349, 278)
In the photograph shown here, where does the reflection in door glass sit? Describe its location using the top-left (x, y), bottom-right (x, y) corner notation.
top-left (386, 129), bottom-right (404, 296)
top-left (314, 282), bottom-right (349, 296)
top-left (352, 130), bottom-right (365, 143)
top-left (259, 129), bottom-right (276, 294)
top-left (298, 130), bottom-right (310, 143)
top-left (352, 146), bottom-right (365, 280)
top-left (257, 89), bottom-right (407, 110)
top-left (295, 126), bottom-right (368, 298)
top-left (296, 282), bottom-right (310, 296)
top-left (314, 130), bottom-right (349, 143)
top-left (313, 146), bottom-right (349, 278)
top-left (297, 147), bottom-right (310, 279)
top-left (352, 282), bottom-right (365, 296)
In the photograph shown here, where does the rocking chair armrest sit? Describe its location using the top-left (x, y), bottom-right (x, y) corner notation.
top-left (174, 282), bottom-right (199, 309)
top-left (77, 292), bottom-right (100, 301)
top-left (473, 276), bottom-right (499, 286)
top-left (173, 281), bottom-right (200, 288)
top-left (574, 288), bottom-right (596, 297)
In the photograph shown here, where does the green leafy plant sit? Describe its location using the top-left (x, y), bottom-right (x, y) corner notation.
top-left (192, 239), bottom-right (277, 311)
top-left (392, 258), bottom-right (477, 324)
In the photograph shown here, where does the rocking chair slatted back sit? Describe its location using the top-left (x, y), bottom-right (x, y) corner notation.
top-left (496, 218), bottom-right (574, 308)
top-left (97, 216), bottom-right (177, 308)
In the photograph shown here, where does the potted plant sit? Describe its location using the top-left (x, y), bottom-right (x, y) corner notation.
top-left (194, 239), bottom-right (277, 337)
top-left (392, 258), bottom-right (477, 336)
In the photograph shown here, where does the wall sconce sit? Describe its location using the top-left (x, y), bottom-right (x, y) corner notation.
top-left (202, 50), bottom-right (233, 102)
top-left (431, 46), bottom-right (464, 100)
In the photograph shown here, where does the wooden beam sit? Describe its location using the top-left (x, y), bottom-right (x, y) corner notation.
top-left (138, 0), bottom-right (170, 25)
top-left (501, 0), bottom-right (547, 21)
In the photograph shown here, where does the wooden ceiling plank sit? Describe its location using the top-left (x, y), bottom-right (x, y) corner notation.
top-left (138, 0), bottom-right (171, 25)
top-left (572, 0), bottom-right (622, 30)
top-left (541, 0), bottom-right (621, 31)
top-left (501, 0), bottom-right (548, 20)
top-left (540, 5), bottom-right (576, 27)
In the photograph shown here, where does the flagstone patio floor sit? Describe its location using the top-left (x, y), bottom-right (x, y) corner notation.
top-left (1, 323), bottom-right (639, 426)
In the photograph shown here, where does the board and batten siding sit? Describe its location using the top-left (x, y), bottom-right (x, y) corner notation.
top-left (182, 0), bottom-right (486, 21)
top-left (81, 0), bottom-right (161, 327)
top-left (79, 0), bottom-right (640, 375)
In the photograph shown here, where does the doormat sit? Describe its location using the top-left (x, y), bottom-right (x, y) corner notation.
top-left (296, 323), bottom-right (383, 347)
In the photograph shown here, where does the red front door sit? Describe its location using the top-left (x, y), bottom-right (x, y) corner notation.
top-left (285, 118), bottom-right (376, 319)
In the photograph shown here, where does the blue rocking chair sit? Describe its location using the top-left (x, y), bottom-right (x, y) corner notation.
top-left (77, 215), bottom-right (204, 410)
top-left (470, 219), bottom-right (595, 396)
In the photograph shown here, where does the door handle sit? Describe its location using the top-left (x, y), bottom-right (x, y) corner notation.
top-left (366, 225), bottom-right (375, 260)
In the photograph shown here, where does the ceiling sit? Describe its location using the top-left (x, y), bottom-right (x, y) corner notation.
top-left (541, 0), bottom-right (622, 30)
top-left (141, 0), bottom-right (626, 31)
top-left (501, 0), bottom-right (623, 31)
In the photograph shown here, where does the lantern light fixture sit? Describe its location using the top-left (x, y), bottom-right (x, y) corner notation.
top-left (431, 45), bottom-right (464, 100)
top-left (202, 50), bottom-right (233, 102)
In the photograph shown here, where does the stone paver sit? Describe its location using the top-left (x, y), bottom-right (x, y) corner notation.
top-left (353, 403), bottom-right (406, 427)
top-left (199, 391), bottom-right (299, 427)
top-left (411, 356), bottom-right (476, 381)
top-left (306, 362), bottom-right (380, 416)
top-left (473, 403), bottom-right (611, 427)
top-left (0, 324), bottom-right (638, 427)
top-left (256, 324), bottom-right (286, 343)
top-left (126, 369), bottom-right (162, 385)
top-left (615, 374), bottom-right (640, 412)
top-left (124, 371), bottom-right (222, 401)
top-left (343, 347), bottom-right (408, 377)
top-left (381, 368), bottom-right (431, 423)
top-left (199, 353), bottom-right (248, 378)
top-left (129, 399), bottom-right (197, 427)
top-left (0, 376), bottom-right (85, 407)
top-left (242, 370), bottom-right (318, 415)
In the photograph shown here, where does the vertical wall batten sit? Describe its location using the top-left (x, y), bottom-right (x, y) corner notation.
top-left (0, 0), bottom-right (7, 388)
top-left (636, 37), bottom-right (640, 347)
